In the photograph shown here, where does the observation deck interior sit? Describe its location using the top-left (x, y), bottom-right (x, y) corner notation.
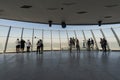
top-left (1, 0), bottom-right (120, 79)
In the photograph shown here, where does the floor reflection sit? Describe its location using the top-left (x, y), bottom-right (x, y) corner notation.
top-left (0, 51), bottom-right (120, 80)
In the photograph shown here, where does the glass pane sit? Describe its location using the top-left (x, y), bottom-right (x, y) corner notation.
top-left (0, 26), bottom-right (9, 53)
top-left (60, 30), bottom-right (68, 50)
top-left (102, 28), bottom-right (119, 50)
top-left (84, 30), bottom-right (93, 40)
top-left (6, 27), bottom-right (22, 52)
top-left (67, 30), bottom-right (75, 39)
top-left (52, 30), bottom-right (60, 50)
top-left (44, 30), bottom-right (51, 50)
top-left (92, 29), bottom-right (103, 50)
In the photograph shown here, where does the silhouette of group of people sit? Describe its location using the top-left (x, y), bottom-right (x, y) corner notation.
top-left (16, 39), bottom-right (27, 53)
top-left (69, 37), bottom-right (95, 53)
top-left (36, 39), bottom-right (43, 54)
top-left (100, 38), bottom-right (107, 52)
top-left (15, 37), bottom-right (108, 54)
top-left (69, 37), bottom-right (80, 53)
top-left (16, 38), bottom-right (43, 54)
top-left (87, 38), bottom-right (94, 51)
top-left (68, 37), bottom-right (101, 52)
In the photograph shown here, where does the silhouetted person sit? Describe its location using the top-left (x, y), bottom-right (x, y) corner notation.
top-left (20, 39), bottom-right (25, 53)
top-left (36, 39), bottom-right (41, 54)
top-left (87, 39), bottom-right (91, 51)
top-left (26, 40), bottom-right (31, 52)
top-left (16, 38), bottom-right (20, 53)
top-left (90, 38), bottom-right (94, 50)
top-left (102, 38), bottom-right (107, 52)
top-left (100, 38), bottom-right (103, 51)
top-left (69, 38), bottom-right (73, 53)
top-left (76, 39), bottom-right (80, 53)
top-left (36, 39), bottom-right (43, 54)
top-left (40, 39), bottom-right (44, 54)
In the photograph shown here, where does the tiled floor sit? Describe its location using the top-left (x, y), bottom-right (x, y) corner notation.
top-left (0, 51), bottom-right (120, 80)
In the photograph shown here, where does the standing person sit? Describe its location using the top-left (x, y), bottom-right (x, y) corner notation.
top-left (103, 38), bottom-right (107, 52)
top-left (76, 39), bottom-right (80, 53)
top-left (69, 38), bottom-right (73, 53)
top-left (16, 38), bottom-right (20, 53)
top-left (40, 39), bottom-right (44, 54)
top-left (87, 38), bottom-right (91, 51)
top-left (90, 38), bottom-right (94, 50)
top-left (36, 39), bottom-right (40, 54)
top-left (26, 40), bottom-right (31, 53)
top-left (20, 39), bottom-right (26, 53)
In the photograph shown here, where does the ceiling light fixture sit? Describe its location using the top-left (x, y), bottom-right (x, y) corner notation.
top-left (98, 20), bottom-right (102, 26)
top-left (77, 11), bottom-right (88, 14)
top-left (104, 16), bottom-right (112, 18)
top-left (61, 21), bottom-right (66, 28)
top-left (21, 5), bottom-right (32, 8)
top-left (104, 4), bottom-right (118, 8)
top-left (48, 20), bottom-right (52, 27)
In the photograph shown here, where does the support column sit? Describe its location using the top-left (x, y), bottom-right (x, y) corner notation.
top-left (31, 28), bottom-right (34, 51)
top-left (90, 30), bottom-right (99, 50)
top-left (59, 30), bottom-right (61, 50)
top-left (66, 30), bottom-right (69, 47)
top-left (74, 30), bottom-right (77, 38)
top-left (111, 28), bottom-right (120, 47)
top-left (42, 29), bottom-right (44, 41)
top-left (82, 30), bottom-right (87, 49)
top-left (4, 26), bottom-right (11, 53)
top-left (82, 30), bottom-right (87, 42)
top-left (21, 28), bottom-right (24, 39)
top-left (51, 30), bottom-right (52, 51)
top-left (100, 28), bottom-right (110, 50)
top-left (42, 29), bottom-right (44, 52)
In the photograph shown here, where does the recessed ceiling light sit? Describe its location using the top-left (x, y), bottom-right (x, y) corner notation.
top-left (62, 2), bottom-right (76, 6)
top-left (21, 5), bottom-right (32, 8)
top-left (77, 11), bottom-right (88, 14)
top-left (104, 16), bottom-right (112, 18)
top-left (104, 4), bottom-right (118, 8)
top-left (47, 8), bottom-right (58, 10)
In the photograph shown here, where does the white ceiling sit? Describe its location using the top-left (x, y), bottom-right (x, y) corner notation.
top-left (0, 0), bottom-right (120, 25)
